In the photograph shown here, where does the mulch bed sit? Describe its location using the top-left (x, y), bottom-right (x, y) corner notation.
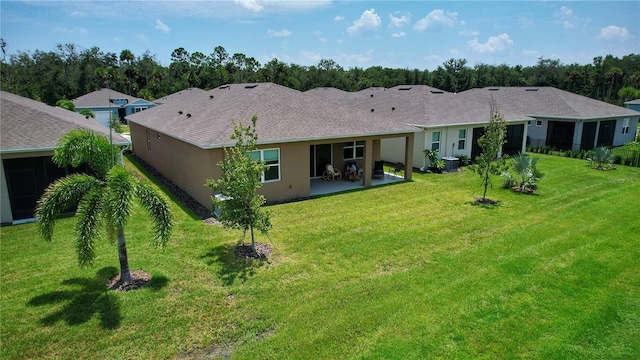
top-left (106, 270), bottom-right (152, 291)
top-left (474, 197), bottom-right (500, 205)
top-left (235, 243), bottom-right (272, 259)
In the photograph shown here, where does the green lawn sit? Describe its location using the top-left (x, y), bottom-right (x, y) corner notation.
top-left (2, 154), bottom-right (639, 359)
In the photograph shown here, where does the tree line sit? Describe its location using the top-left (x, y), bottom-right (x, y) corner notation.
top-left (1, 39), bottom-right (639, 107)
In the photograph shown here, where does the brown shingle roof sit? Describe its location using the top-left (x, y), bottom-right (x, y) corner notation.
top-left (307, 85), bottom-right (531, 127)
top-left (1, 91), bottom-right (130, 152)
top-left (72, 88), bottom-right (142, 108)
top-left (459, 87), bottom-right (640, 119)
top-left (127, 83), bottom-right (418, 148)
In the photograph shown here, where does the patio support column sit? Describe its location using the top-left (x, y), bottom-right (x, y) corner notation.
top-left (363, 138), bottom-right (373, 187)
top-left (404, 133), bottom-right (414, 180)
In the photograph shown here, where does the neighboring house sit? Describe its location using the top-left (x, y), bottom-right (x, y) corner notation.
top-left (154, 87), bottom-right (206, 105)
top-left (459, 87), bottom-right (640, 150)
top-left (624, 99), bottom-right (640, 112)
top-left (307, 85), bottom-right (531, 168)
top-left (72, 88), bottom-right (156, 127)
top-left (1, 91), bottom-right (130, 224)
top-left (126, 83), bottom-right (418, 210)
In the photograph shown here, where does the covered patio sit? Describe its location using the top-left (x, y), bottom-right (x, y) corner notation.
top-left (310, 172), bottom-right (405, 197)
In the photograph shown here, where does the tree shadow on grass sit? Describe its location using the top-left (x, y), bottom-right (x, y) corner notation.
top-left (201, 243), bottom-right (269, 286)
top-left (27, 267), bottom-right (122, 329)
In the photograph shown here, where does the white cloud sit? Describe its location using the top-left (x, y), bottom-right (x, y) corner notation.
top-left (314, 31), bottom-right (327, 42)
top-left (334, 15), bottom-right (344, 21)
top-left (335, 49), bottom-right (374, 65)
top-left (52, 26), bottom-right (88, 36)
top-left (155, 19), bottom-right (170, 33)
top-left (299, 50), bottom-right (322, 64)
top-left (69, 11), bottom-right (87, 17)
top-left (519, 16), bottom-right (534, 29)
top-left (347, 8), bottom-right (381, 36)
top-left (597, 25), bottom-right (629, 40)
top-left (137, 34), bottom-right (149, 43)
top-left (267, 28), bottom-right (292, 37)
top-left (389, 12), bottom-right (410, 29)
top-left (391, 32), bottom-right (406, 38)
top-left (413, 9), bottom-right (458, 31)
top-left (554, 6), bottom-right (590, 29)
top-left (522, 49), bottom-right (539, 56)
top-left (458, 29), bottom-right (479, 37)
top-left (468, 33), bottom-right (513, 53)
top-left (235, 0), bottom-right (264, 12)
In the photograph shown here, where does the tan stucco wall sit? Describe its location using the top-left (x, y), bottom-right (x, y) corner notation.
top-left (130, 123), bottom-right (415, 207)
top-left (130, 123), bottom-right (221, 211)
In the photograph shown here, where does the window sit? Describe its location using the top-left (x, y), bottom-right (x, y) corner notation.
top-left (527, 120), bottom-right (532, 126)
top-left (622, 118), bottom-right (630, 134)
top-left (250, 148), bottom-right (280, 182)
top-left (343, 141), bottom-right (364, 160)
top-left (536, 120), bottom-right (543, 127)
top-left (458, 129), bottom-right (466, 150)
top-left (134, 107), bottom-right (147, 113)
top-left (431, 131), bottom-right (440, 151)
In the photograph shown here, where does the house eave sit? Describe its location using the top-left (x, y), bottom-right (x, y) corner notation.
top-left (0, 141), bottom-right (131, 155)
top-left (411, 118), bottom-right (530, 130)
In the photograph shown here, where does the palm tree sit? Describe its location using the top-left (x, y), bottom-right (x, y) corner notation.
top-left (36, 129), bottom-right (173, 285)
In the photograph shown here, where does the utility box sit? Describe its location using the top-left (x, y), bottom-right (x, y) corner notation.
top-left (213, 194), bottom-right (231, 219)
top-left (442, 157), bottom-right (459, 172)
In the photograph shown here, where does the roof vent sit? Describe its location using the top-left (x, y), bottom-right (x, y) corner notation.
top-left (209, 95), bottom-right (214, 99)
top-left (85, 115), bottom-right (90, 119)
top-left (525, 88), bottom-right (539, 91)
top-left (370, 94), bottom-right (374, 98)
top-left (245, 84), bottom-right (258, 89)
top-left (178, 111), bottom-right (183, 115)
top-left (430, 90), bottom-right (444, 94)
top-left (371, 109), bottom-right (374, 112)
top-left (399, 86), bottom-right (412, 90)
top-left (219, 85), bottom-right (230, 89)
top-left (186, 113), bottom-right (191, 118)
top-left (392, 107), bottom-right (396, 111)
top-left (488, 88), bottom-right (500, 91)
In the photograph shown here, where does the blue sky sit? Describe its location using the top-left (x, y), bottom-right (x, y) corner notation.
top-left (1, 1), bottom-right (638, 70)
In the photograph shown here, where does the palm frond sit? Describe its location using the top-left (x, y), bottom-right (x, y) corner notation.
top-left (36, 174), bottom-right (103, 242)
top-left (105, 166), bottom-right (134, 228)
top-left (74, 187), bottom-right (105, 267)
top-left (52, 129), bottom-right (119, 179)
top-left (135, 181), bottom-right (174, 248)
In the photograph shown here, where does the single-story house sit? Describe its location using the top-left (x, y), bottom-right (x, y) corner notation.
top-left (1, 91), bottom-right (130, 224)
top-left (72, 88), bottom-right (156, 127)
top-left (154, 87), bottom-right (206, 105)
top-left (306, 85), bottom-right (531, 169)
top-left (126, 82), bottom-right (418, 211)
top-left (624, 99), bottom-right (640, 112)
top-left (459, 87), bottom-right (640, 151)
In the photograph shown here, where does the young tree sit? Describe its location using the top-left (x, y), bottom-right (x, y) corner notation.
top-left (471, 109), bottom-right (508, 202)
top-left (205, 115), bottom-right (271, 254)
top-left (55, 98), bottom-right (76, 112)
top-left (36, 129), bottom-right (173, 285)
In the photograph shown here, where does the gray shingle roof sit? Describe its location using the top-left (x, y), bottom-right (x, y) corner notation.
top-left (72, 88), bottom-right (145, 108)
top-left (127, 83), bottom-right (418, 148)
top-left (459, 87), bottom-right (640, 119)
top-left (624, 99), bottom-right (640, 105)
top-left (307, 85), bottom-right (531, 127)
top-left (154, 87), bottom-right (206, 105)
top-left (1, 91), bottom-right (130, 153)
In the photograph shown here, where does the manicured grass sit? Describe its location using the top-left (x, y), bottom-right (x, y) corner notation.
top-left (2, 154), bottom-right (639, 359)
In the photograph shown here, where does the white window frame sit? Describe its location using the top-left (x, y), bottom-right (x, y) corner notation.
top-left (622, 118), bottom-right (630, 134)
top-left (536, 120), bottom-right (543, 127)
top-left (431, 131), bottom-right (441, 151)
top-left (250, 148), bottom-right (281, 183)
top-left (343, 141), bottom-right (364, 160)
top-left (134, 107), bottom-right (147, 113)
top-left (458, 129), bottom-right (466, 150)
